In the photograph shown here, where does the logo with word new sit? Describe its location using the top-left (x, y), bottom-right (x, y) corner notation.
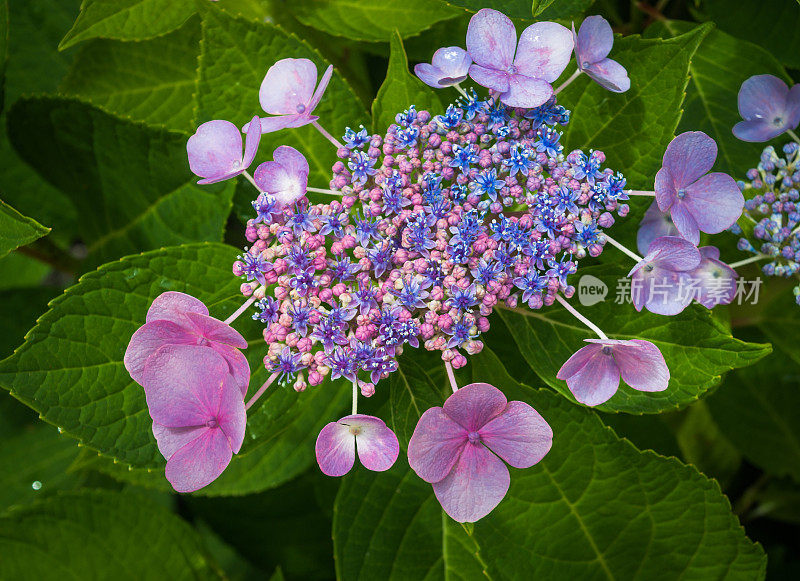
top-left (578, 275), bottom-right (607, 306)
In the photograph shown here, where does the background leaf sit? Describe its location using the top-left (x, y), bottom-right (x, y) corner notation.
top-left (560, 24), bottom-right (711, 189)
top-left (0, 243), bottom-right (348, 496)
top-left (7, 97), bottom-right (233, 265)
top-left (59, 0), bottom-right (197, 49)
top-left (0, 490), bottom-right (220, 579)
top-left (289, 0), bottom-right (461, 43)
top-left (371, 31), bottom-right (444, 134)
top-left (0, 199), bottom-right (50, 259)
top-left (60, 16), bottom-right (201, 132)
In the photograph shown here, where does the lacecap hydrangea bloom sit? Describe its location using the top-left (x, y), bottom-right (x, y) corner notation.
top-left (123, 9), bottom-right (746, 521)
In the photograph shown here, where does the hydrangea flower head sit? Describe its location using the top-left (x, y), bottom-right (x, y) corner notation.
top-left (408, 383), bottom-right (552, 522)
top-left (654, 131), bottom-right (744, 245)
top-left (572, 16), bottom-right (630, 93)
top-left (187, 117), bottom-right (261, 184)
top-left (124, 291), bottom-right (250, 395)
top-left (253, 145), bottom-right (310, 208)
top-left (315, 414), bottom-right (399, 476)
top-left (466, 8), bottom-right (573, 108)
top-left (247, 58), bottom-right (333, 133)
top-left (415, 46), bottom-right (472, 88)
top-left (732, 74), bottom-right (800, 142)
top-left (629, 235), bottom-right (701, 315)
top-left (557, 339), bottom-right (668, 406)
top-left (142, 345), bottom-right (246, 493)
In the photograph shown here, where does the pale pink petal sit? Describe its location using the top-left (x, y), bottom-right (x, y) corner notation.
top-left (216, 374), bottom-right (246, 454)
top-left (636, 200), bottom-right (679, 255)
top-left (699, 246), bottom-right (721, 261)
top-left (662, 131), bottom-right (717, 189)
top-left (690, 251), bottom-right (738, 309)
top-left (500, 75), bottom-right (553, 108)
top-left (124, 320), bottom-right (197, 385)
top-left (654, 166), bottom-right (678, 212)
top-left (340, 414), bottom-right (399, 472)
top-left (432, 443), bottom-right (510, 523)
top-left (611, 340), bottom-right (669, 392)
top-left (468, 64), bottom-right (510, 92)
top-left (273, 145), bottom-right (310, 181)
top-left (633, 269), bottom-right (695, 316)
top-left (479, 401), bottom-right (552, 468)
top-left (465, 8), bottom-right (517, 71)
top-left (408, 407), bottom-right (468, 483)
top-left (210, 343), bottom-right (250, 398)
top-left (561, 347), bottom-right (621, 406)
top-left (308, 64), bottom-right (333, 111)
top-left (576, 15), bottom-right (613, 66)
top-left (514, 21), bottom-right (574, 83)
top-left (165, 428), bottom-right (233, 493)
top-left (430, 46), bottom-right (471, 85)
top-left (141, 344), bottom-right (228, 428)
top-left (648, 235), bottom-right (701, 271)
top-left (443, 382), bottom-right (507, 431)
top-left (315, 421), bottom-right (356, 477)
top-left (146, 291), bottom-right (208, 325)
top-left (244, 114), bottom-right (311, 135)
top-left (684, 172), bottom-right (744, 235)
top-left (242, 116), bottom-right (261, 169)
top-left (259, 58), bottom-right (317, 115)
top-left (415, 63), bottom-right (447, 88)
top-left (556, 343), bottom-right (603, 380)
top-left (669, 203), bottom-right (700, 245)
top-left (584, 58), bottom-right (630, 93)
top-left (184, 312), bottom-right (248, 348)
top-left (186, 120), bottom-right (243, 182)
top-left (152, 422), bottom-right (206, 460)
top-left (253, 158), bottom-right (307, 208)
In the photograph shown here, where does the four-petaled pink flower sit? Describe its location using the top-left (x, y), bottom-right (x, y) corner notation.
top-left (187, 116), bottom-right (261, 184)
top-left (557, 339), bottom-right (669, 406)
top-left (572, 15), bottom-right (630, 93)
top-left (408, 383), bottom-right (552, 523)
top-left (629, 235), bottom-right (701, 316)
top-left (466, 9), bottom-right (573, 108)
top-left (142, 344), bottom-right (246, 493)
top-left (415, 46), bottom-right (472, 88)
top-left (315, 414), bottom-right (400, 476)
top-left (244, 58), bottom-right (333, 134)
top-left (733, 74), bottom-right (800, 142)
top-left (654, 131), bottom-right (744, 245)
top-left (124, 291), bottom-right (250, 396)
top-left (253, 145), bottom-right (310, 208)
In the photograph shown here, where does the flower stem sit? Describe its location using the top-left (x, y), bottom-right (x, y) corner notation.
top-left (602, 233), bottom-right (644, 262)
top-left (312, 120), bottom-right (344, 149)
top-left (625, 189), bottom-right (656, 196)
top-left (352, 381), bottom-right (358, 415)
top-left (242, 170), bottom-right (260, 191)
top-left (453, 83), bottom-right (469, 98)
top-left (224, 294), bottom-right (258, 325)
top-left (554, 69), bottom-right (581, 95)
top-left (788, 129), bottom-right (800, 146)
top-left (245, 372), bottom-right (279, 411)
top-left (444, 360), bottom-right (459, 393)
top-left (306, 186), bottom-right (342, 196)
top-left (728, 254), bottom-right (768, 269)
top-left (555, 294), bottom-right (609, 340)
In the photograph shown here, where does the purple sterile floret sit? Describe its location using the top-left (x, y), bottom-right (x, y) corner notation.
top-left (465, 8), bottom-right (573, 108)
top-left (572, 16), bottom-right (630, 93)
top-left (124, 291), bottom-right (250, 396)
top-left (557, 339), bottom-right (668, 406)
top-left (415, 46), bottom-right (473, 88)
top-left (407, 383), bottom-right (552, 523)
top-left (142, 344), bottom-right (246, 493)
top-left (690, 246), bottom-right (738, 309)
top-left (245, 58), bottom-right (333, 133)
top-left (628, 235), bottom-right (702, 315)
top-left (315, 414), bottom-right (399, 476)
top-left (187, 117), bottom-right (261, 184)
top-left (654, 131), bottom-right (744, 245)
top-left (733, 74), bottom-right (800, 142)
top-left (253, 145), bottom-right (310, 208)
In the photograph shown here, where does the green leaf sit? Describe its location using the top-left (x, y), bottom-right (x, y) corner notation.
top-left (372, 31), bottom-right (444, 134)
top-left (196, 6), bottom-right (368, 189)
top-left (0, 253), bottom-right (49, 291)
top-left (0, 199), bottom-right (50, 259)
top-left (7, 97), bottom-right (234, 265)
top-left (0, 0), bottom-right (8, 113)
top-left (560, 24), bottom-right (711, 189)
top-left (495, 264), bottom-right (771, 413)
top-left (0, 490), bottom-right (220, 579)
top-left (708, 351), bottom-right (800, 483)
top-left (0, 243), bottom-right (348, 496)
top-left (60, 16), bottom-right (201, 133)
top-left (59, 0), bottom-right (197, 50)
top-left (755, 291), bottom-right (800, 366)
top-left (702, 0), bottom-right (800, 69)
top-left (675, 400), bottom-right (741, 487)
top-left (335, 348), bottom-right (766, 579)
top-left (535, 0), bottom-right (595, 18)
top-left (0, 424), bottom-right (83, 512)
top-left (388, 354), bottom-right (448, 448)
top-left (0, 287), bottom-right (58, 359)
top-left (444, 0), bottom-right (594, 19)
top-left (289, 0), bottom-right (461, 42)
top-left (644, 20), bottom-right (791, 177)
